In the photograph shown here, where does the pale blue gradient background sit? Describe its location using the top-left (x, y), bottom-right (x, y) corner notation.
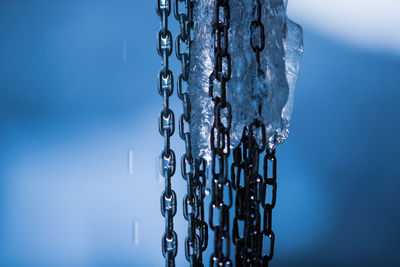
top-left (1, 1), bottom-right (400, 266)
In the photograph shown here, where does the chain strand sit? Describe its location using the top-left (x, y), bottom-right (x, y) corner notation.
top-left (208, 0), bottom-right (233, 266)
top-left (261, 149), bottom-right (277, 266)
top-left (231, 122), bottom-right (265, 266)
top-left (231, 1), bottom-right (278, 266)
top-left (173, 0), bottom-right (208, 266)
top-left (157, 1), bottom-right (279, 266)
top-left (157, 1), bottom-right (178, 266)
top-left (249, 2), bottom-right (279, 265)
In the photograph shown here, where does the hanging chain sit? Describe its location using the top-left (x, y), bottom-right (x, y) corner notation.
top-left (250, 0), bottom-right (265, 70)
top-left (174, 0), bottom-right (208, 266)
top-left (157, 1), bottom-right (178, 266)
top-left (248, 2), bottom-right (279, 265)
top-left (261, 148), bottom-right (277, 266)
top-left (231, 1), bottom-right (278, 266)
top-left (208, 0), bottom-right (233, 266)
top-left (156, 1), bottom-right (278, 266)
top-left (231, 122), bottom-right (266, 266)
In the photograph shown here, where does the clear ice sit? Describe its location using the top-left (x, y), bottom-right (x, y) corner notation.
top-left (188, 0), bottom-right (303, 162)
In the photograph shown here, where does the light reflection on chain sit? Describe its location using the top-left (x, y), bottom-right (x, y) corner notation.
top-left (173, 0), bottom-right (208, 265)
top-left (156, 0), bottom-right (178, 266)
top-left (208, 0), bottom-right (233, 265)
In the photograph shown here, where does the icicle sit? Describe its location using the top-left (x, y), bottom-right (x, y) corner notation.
top-left (188, 0), bottom-right (303, 161)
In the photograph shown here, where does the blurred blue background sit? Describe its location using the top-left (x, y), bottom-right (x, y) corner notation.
top-left (1, 0), bottom-right (399, 266)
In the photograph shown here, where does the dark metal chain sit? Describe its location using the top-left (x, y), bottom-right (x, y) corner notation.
top-left (157, 1), bottom-right (178, 266)
top-left (174, 0), bottom-right (208, 266)
top-left (250, 0), bottom-right (265, 69)
top-left (248, 2), bottom-right (279, 264)
top-left (230, 2), bottom-right (278, 266)
top-left (261, 148), bottom-right (277, 266)
top-left (208, 0), bottom-right (233, 266)
top-left (231, 126), bottom-right (278, 267)
top-left (156, 1), bottom-right (278, 266)
top-left (231, 122), bottom-right (266, 266)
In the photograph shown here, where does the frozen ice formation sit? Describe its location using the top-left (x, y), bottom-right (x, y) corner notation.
top-left (188, 0), bottom-right (303, 162)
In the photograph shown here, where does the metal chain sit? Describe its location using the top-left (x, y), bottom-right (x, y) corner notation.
top-left (208, 0), bottom-right (233, 266)
top-left (157, 1), bottom-right (178, 266)
top-left (173, 0), bottom-right (208, 266)
top-left (248, 2), bottom-right (279, 265)
top-left (261, 148), bottom-right (277, 266)
top-left (250, 0), bottom-right (265, 70)
top-left (156, 1), bottom-right (277, 266)
top-left (231, 122), bottom-right (266, 266)
top-left (231, 2), bottom-right (278, 266)
top-left (250, 0), bottom-right (279, 265)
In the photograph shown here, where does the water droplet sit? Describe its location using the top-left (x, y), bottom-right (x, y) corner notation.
top-left (123, 41), bottom-right (127, 62)
top-left (132, 219), bottom-right (140, 245)
top-left (156, 157), bottom-right (163, 183)
top-left (128, 149), bottom-right (134, 175)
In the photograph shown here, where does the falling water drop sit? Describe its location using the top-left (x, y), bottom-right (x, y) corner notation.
top-left (128, 149), bottom-right (134, 175)
top-left (123, 41), bottom-right (127, 62)
top-left (132, 219), bottom-right (140, 246)
top-left (155, 157), bottom-right (163, 183)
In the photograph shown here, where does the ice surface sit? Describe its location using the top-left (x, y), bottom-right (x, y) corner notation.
top-left (188, 0), bottom-right (303, 162)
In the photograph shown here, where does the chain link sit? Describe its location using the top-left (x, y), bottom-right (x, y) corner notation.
top-left (231, 124), bottom-right (278, 266)
top-left (231, 122), bottom-right (264, 266)
top-left (173, 0), bottom-right (208, 266)
top-left (157, 1), bottom-right (178, 266)
top-left (250, 0), bottom-right (265, 69)
top-left (157, 0), bottom-right (279, 265)
top-left (208, 0), bottom-right (233, 266)
top-left (247, 3), bottom-right (279, 264)
top-left (261, 149), bottom-right (277, 266)
top-left (230, 2), bottom-right (278, 266)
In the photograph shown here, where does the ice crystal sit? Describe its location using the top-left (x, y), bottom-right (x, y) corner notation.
top-left (188, 0), bottom-right (303, 161)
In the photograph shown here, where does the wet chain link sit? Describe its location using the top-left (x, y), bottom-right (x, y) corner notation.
top-left (173, 0), bottom-right (208, 266)
top-left (157, 1), bottom-right (178, 266)
top-left (208, 0), bottom-right (233, 266)
top-left (248, 6), bottom-right (276, 266)
top-left (157, 0), bottom-right (278, 265)
top-left (250, 0), bottom-right (265, 69)
top-left (231, 122), bottom-right (278, 266)
top-left (261, 148), bottom-right (277, 266)
top-left (230, 1), bottom-right (278, 266)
